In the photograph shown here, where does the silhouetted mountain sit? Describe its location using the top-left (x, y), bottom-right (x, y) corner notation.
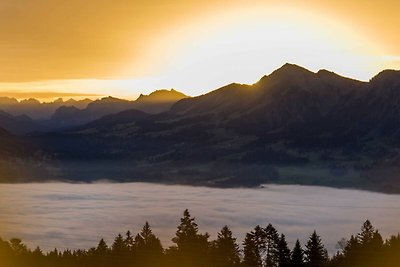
top-left (16, 64), bottom-right (400, 191)
top-left (0, 97), bottom-right (92, 119)
top-left (43, 64), bottom-right (400, 160)
top-left (133, 89), bottom-right (188, 113)
top-left (46, 90), bottom-right (187, 129)
top-left (46, 97), bottom-right (131, 128)
top-left (0, 110), bottom-right (45, 135)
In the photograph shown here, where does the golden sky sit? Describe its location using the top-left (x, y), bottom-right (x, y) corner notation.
top-left (0, 0), bottom-right (399, 101)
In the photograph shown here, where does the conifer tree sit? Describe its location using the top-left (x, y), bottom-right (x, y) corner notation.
top-left (264, 224), bottom-right (279, 267)
top-left (172, 209), bottom-right (210, 267)
top-left (134, 222), bottom-right (163, 266)
top-left (212, 225), bottom-right (241, 267)
top-left (290, 239), bottom-right (304, 267)
top-left (112, 234), bottom-right (126, 254)
top-left (93, 239), bottom-right (110, 267)
top-left (96, 238), bottom-right (108, 255)
top-left (277, 234), bottom-right (291, 267)
top-left (358, 220), bottom-right (375, 245)
top-left (304, 231), bottom-right (328, 267)
top-left (124, 230), bottom-right (134, 252)
top-left (243, 232), bottom-right (262, 267)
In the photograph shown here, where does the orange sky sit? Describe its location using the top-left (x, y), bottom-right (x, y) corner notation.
top-left (0, 0), bottom-right (399, 101)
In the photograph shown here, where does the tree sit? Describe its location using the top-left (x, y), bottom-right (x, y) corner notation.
top-left (356, 221), bottom-right (383, 267)
top-left (9, 238), bottom-right (27, 256)
top-left (94, 238), bottom-right (110, 267)
top-left (96, 238), bottom-right (109, 255)
top-left (172, 209), bottom-right (210, 267)
top-left (358, 220), bottom-right (375, 245)
top-left (290, 239), bottom-right (304, 267)
top-left (304, 231), bottom-right (328, 267)
top-left (124, 230), bottom-right (134, 252)
top-left (112, 233), bottom-right (127, 254)
top-left (277, 234), bottom-right (290, 267)
top-left (212, 225), bottom-right (240, 267)
top-left (133, 221), bottom-right (163, 266)
top-left (243, 232), bottom-right (262, 267)
top-left (264, 224), bottom-right (279, 267)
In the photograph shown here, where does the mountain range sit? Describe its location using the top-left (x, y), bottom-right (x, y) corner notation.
top-left (1, 64), bottom-right (400, 192)
top-left (0, 89), bottom-right (187, 133)
top-left (0, 97), bottom-right (92, 119)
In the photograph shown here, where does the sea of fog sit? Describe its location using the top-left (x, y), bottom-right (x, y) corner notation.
top-left (0, 182), bottom-right (399, 254)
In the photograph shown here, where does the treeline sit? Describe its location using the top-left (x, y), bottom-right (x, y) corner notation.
top-left (1, 209), bottom-right (399, 267)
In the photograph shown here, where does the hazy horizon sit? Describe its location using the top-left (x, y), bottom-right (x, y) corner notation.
top-left (1, 0), bottom-right (400, 101)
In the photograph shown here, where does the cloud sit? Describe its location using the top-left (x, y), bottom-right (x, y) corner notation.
top-left (0, 183), bottom-right (399, 254)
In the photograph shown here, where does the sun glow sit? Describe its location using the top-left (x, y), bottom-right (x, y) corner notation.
top-left (117, 4), bottom-right (391, 96)
top-left (1, 2), bottom-right (399, 100)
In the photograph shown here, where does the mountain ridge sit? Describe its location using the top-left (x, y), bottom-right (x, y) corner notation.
top-left (4, 63), bottom-right (400, 192)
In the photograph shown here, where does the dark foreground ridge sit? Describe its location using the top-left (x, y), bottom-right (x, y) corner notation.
top-left (1, 210), bottom-right (398, 267)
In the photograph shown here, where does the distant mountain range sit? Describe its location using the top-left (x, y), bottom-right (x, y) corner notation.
top-left (0, 89), bottom-right (187, 133)
top-left (0, 97), bottom-right (92, 119)
top-left (1, 64), bottom-right (400, 192)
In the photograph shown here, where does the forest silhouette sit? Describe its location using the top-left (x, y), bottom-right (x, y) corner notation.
top-left (0, 209), bottom-right (399, 267)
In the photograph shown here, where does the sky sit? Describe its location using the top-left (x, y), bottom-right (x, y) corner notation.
top-left (1, 0), bottom-right (399, 101)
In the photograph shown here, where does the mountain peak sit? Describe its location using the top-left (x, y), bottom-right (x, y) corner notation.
top-left (370, 69), bottom-right (400, 88)
top-left (272, 63), bottom-right (313, 76)
top-left (264, 63), bottom-right (313, 80)
top-left (257, 63), bottom-right (314, 84)
top-left (20, 98), bottom-right (40, 105)
top-left (136, 89), bottom-right (188, 102)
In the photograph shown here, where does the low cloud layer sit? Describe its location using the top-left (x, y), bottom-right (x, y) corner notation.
top-left (0, 183), bottom-right (399, 254)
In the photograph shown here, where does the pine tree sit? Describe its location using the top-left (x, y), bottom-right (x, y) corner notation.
top-left (96, 238), bottom-right (108, 255)
top-left (243, 232), bottom-right (262, 267)
top-left (9, 238), bottom-right (27, 256)
top-left (172, 209), bottom-right (210, 267)
top-left (357, 221), bottom-right (383, 267)
top-left (124, 230), bottom-right (134, 252)
top-left (134, 221), bottom-right (163, 255)
top-left (134, 222), bottom-right (163, 267)
top-left (277, 234), bottom-right (291, 267)
top-left (253, 225), bottom-right (266, 254)
top-left (264, 224), bottom-right (279, 267)
top-left (212, 225), bottom-right (241, 267)
top-left (111, 233), bottom-right (125, 254)
top-left (358, 220), bottom-right (375, 245)
top-left (290, 239), bottom-right (304, 267)
top-left (111, 234), bottom-right (129, 267)
top-left (304, 231), bottom-right (328, 267)
top-left (94, 238), bottom-right (110, 267)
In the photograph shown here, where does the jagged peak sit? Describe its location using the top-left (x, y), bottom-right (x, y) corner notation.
top-left (92, 96), bottom-right (127, 103)
top-left (20, 98), bottom-right (40, 104)
top-left (0, 97), bottom-right (19, 104)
